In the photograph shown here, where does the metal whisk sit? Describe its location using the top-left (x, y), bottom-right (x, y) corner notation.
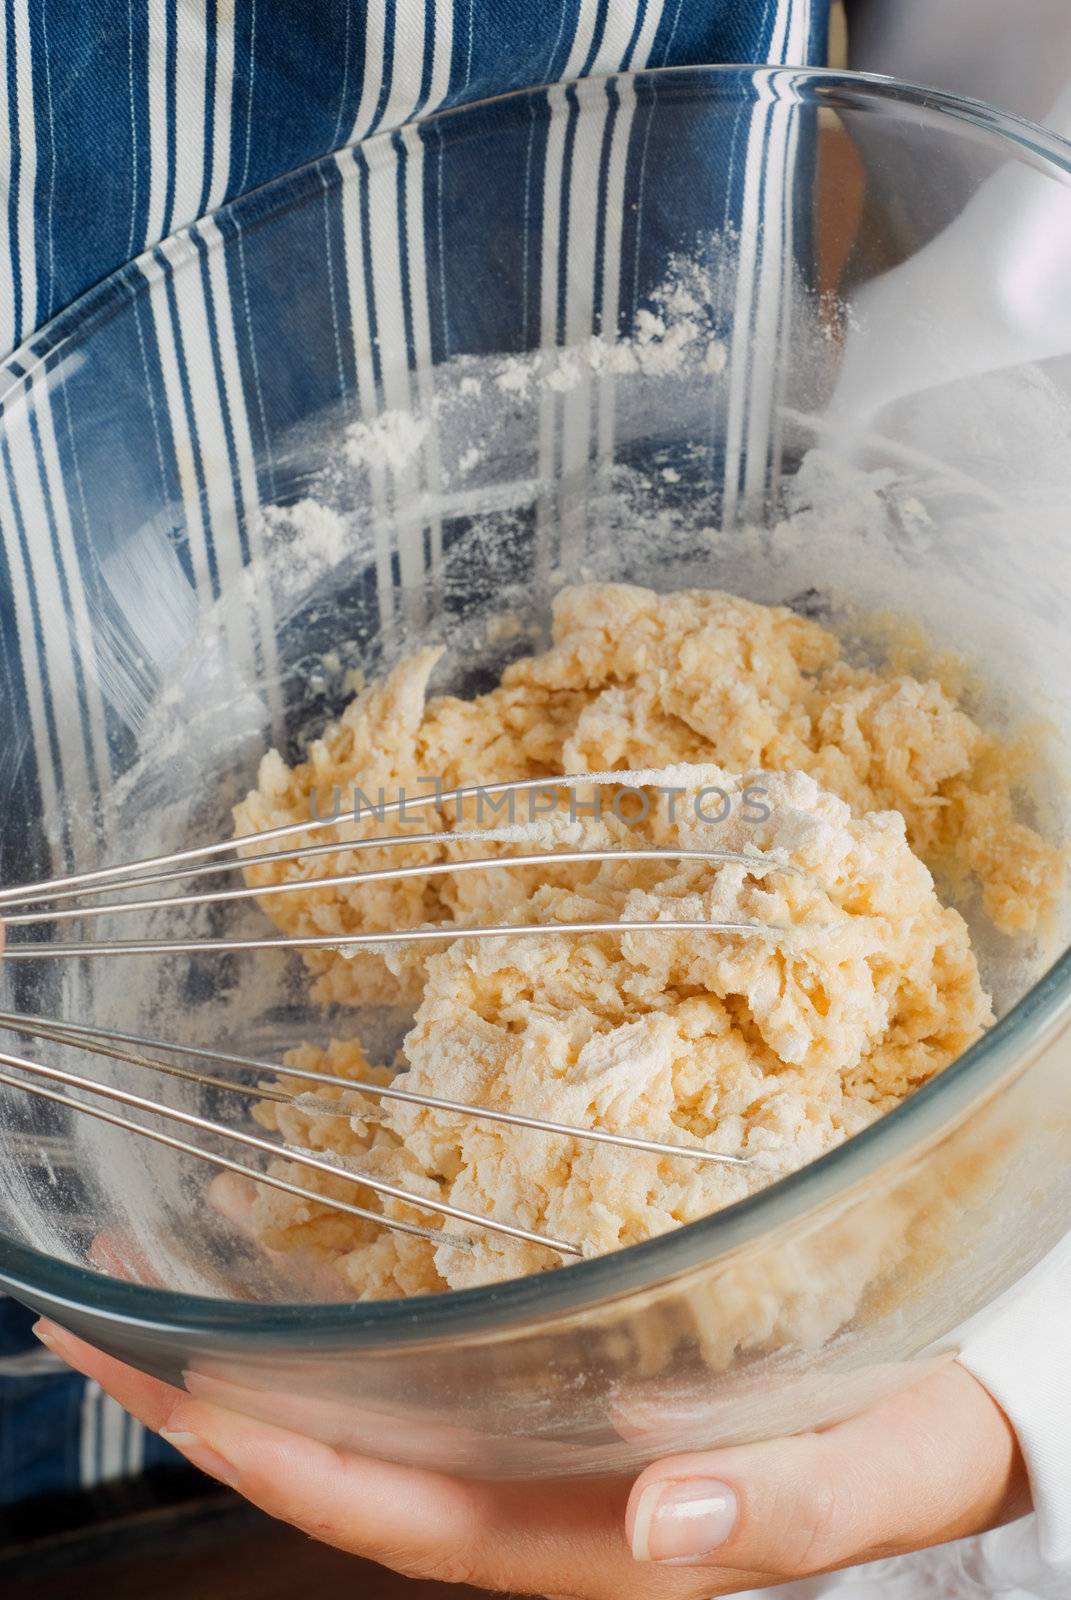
top-left (0, 774), bottom-right (794, 1260)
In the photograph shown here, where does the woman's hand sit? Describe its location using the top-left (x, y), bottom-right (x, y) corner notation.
top-left (34, 1319), bottom-right (1028, 1598)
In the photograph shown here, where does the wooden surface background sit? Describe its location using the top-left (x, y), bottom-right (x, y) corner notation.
top-left (3, 1481), bottom-right (493, 1599)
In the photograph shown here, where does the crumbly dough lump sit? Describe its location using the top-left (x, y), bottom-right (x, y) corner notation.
top-left (233, 584), bottom-right (1058, 1297)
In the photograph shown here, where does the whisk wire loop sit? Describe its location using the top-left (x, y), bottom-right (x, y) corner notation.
top-left (0, 773), bottom-right (784, 1258)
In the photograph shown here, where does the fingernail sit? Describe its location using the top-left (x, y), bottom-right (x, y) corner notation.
top-left (631, 1478), bottom-right (738, 1564)
top-left (159, 1429), bottom-right (240, 1490)
top-left (32, 1319), bottom-right (70, 1357)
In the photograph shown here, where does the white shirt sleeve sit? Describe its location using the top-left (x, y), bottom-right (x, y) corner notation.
top-left (848, 0), bottom-right (1071, 127)
top-left (831, 3), bottom-right (1071, 428)
top-left (830, 10), bottom-right (1071, 1592)
top-left (953, 1238), bottom-right (1071, 1596)
top-left (729, 1247), bottom-right (1071, 1600)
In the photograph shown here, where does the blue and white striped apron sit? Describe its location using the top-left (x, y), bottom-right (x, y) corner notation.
top-left (0, 0), bottom-right (828, 1505)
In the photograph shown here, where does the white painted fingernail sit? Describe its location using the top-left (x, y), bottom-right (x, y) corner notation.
top-left (32, 1319), bottom-right (75, 1357)
top-left (631, 1478), bottom-right (738, 1563)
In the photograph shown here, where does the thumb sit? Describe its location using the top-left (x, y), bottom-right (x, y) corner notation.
top-left (626, 1361), bottom-right (1028, 1585)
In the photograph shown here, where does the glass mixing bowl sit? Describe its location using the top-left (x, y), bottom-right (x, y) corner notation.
top-left (1, 67), bottom-right (1070, 1480)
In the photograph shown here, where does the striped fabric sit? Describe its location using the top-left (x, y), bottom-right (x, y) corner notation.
top-left (0, 0), bottom-right (828, 1506)
top-left (0, 0), bottom-right (828, 356)
top-left (0, 1294), bottom-right (179, 1502)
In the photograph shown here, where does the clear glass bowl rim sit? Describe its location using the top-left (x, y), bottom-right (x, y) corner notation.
top-left (2, 65), bottom-right (1070, 1346)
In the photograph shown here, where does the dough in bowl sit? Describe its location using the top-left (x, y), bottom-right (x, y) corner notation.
top-left (232, 584), bottom-right (1058, 1298)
